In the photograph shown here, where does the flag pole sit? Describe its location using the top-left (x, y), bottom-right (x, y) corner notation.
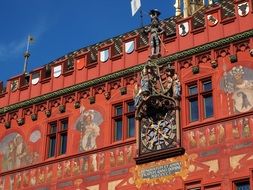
top-left (23, 35), bottom-right (33, 74)
top-left (140, 9), bottom-right (144, 27)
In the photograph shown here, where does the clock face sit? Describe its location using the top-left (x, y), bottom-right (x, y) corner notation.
top-left (140, 109), bottom-right (177, 153)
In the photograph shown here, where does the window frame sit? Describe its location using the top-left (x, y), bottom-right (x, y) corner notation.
top-left (46, 118), bottom-right (68, 159)
top-left (186, 77), bottom-right (214, 123)
top-left (112, 99), bottom-right (135, 142)
top-left (185, 180), bottom-right (202, 190)
top-left (233, 179), bottom-right (250, 190)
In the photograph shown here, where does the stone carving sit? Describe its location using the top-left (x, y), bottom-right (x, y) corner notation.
top-left (134, 60), bottom-right (182, 160)
top-left (144, 9), bottom-right (165, 58)
top-left (134, 62), bottom-right (181, 112)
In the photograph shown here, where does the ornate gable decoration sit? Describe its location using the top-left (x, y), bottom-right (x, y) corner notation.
top-left (134, 60), bottom-right (184, 164)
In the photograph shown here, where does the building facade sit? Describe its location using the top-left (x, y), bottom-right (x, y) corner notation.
top-left (0, 0), bottom-right (253, 189)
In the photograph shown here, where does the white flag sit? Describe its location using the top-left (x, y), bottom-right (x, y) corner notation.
top-left (131, 0), bottom-right (141, 16)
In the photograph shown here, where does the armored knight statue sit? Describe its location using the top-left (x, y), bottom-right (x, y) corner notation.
top-left (144, 9), bottom-right (165, 58)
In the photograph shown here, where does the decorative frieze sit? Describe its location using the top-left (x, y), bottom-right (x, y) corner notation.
top-left (211, 60), bottom-right (218, 68)
top-left (4, 121), bottom-right (11, 129)
top-left (31, 113), bottom-right (38, 121)
top-left (1, 30), bottom-right (253, 127)
top-left (229, 54), bottom-right (238, 63)
top-left (45, 110), bottom-right (51, 118)
top-left (17, 118), bottom-right (25, 126)
top-left (215, 46), bottom-right (230, 58)
top-left (192, 65), bottom-right (200, 74)
top-left (234, 40), bottom-right (250, 52)
top-left (58, 105), bottom-right (66, 113)
top-left (119, 87), bottom-right (127, 95)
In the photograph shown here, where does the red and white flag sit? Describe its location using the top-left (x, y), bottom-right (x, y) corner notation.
top-left (131, 0), bottom-right (141, 16)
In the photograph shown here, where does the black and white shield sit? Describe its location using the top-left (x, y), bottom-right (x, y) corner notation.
top-left (178, 22), bottom-right (189, 37)
top-left (10, 80), bottom-right (19, 92)
top-left (238, 2), bottom-right (249, 17)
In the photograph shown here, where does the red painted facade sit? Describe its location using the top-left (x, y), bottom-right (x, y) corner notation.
top-left (0, 1), bottom-right (253, 189)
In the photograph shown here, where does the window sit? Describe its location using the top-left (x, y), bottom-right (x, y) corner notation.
top-left (47, 118), bottom-right (68, 158)
top-left (112, 100), bottom-right (135, 142)
top-left (187, 78), bottom-right (214, 123)
top-left (234, 180), bottom-right (250, 190)
top-left (185, 181), bottom-right (201, 190)
top-left (204, 184), bottom-right (221, 190)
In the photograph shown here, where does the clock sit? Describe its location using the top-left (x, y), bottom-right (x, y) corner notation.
top-left (134, 61), bottom-right (185, 164)
top-left (138, 96), bottom-right (178, 155)
top-left (141, 115), bottom-right (177, 152)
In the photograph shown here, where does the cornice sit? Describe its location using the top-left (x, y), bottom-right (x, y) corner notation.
top-left (1, 29), bottom-right (253, 115)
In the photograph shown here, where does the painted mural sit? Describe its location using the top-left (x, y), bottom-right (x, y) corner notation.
top-left (220, 65), bottom-right (253, 114)
top-left (75, 106), bottom-right (103, 152)
top-left (0, 131), bottom-right (41, 172)
top-left (0, 144), bottom-right (136, 190)
top-left (186, 116), bottom-right (252, 151)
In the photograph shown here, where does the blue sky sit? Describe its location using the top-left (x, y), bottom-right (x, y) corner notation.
top-left (0, 0), bottom-right (175, 83)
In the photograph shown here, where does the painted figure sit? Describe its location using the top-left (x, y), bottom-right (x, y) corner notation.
top-left (7, 141), bottom-right (15, 170)
top-left (98, 153), bottom-right (105, 170)
top-left (37, 168), bottom-right (45, 184)
top-left (29, 170), bottom-right (36, 186)
top-left (64, 160), bottom-right (71, 177)
top-left (22, 171), bottom-right (29, 187)
top-left (0, 177), bottom-right (5, 190)
top-left (72, 159), bottom-right (80, 175)
top-left (0, 132), bottom-right (40, 172)
top-left (242, 118), bottom-right (250, 137)
top-left (110, 151), bottom-right (116, 167)
top-left (57, 163), bottom-right (63, 178)
top-left (15, 173), bottom-right (22, 188)
top-left (198, 130), bottom-right (206, 147)
top-left (81, 157), bottom-right (89, 173)
top-left (188, 131), bottom-right (197, 148)
top-left (90, 154), bottom-right (98, 172)
top-left (208, 128), bottom-right (216, 145)
top-left (232, 121), bottom-right (240, 139)
top-left (76, 107), bottom-right (103, 152)
top-left (15, 135), bottom-right (27, 168)
top-left (217, 124), bottom-right (225, 143)
top-left (117, 150), bottom-right (124, 166)
top-left (126, 146), bottom-right (133, 162)
top-left (81, 112), bottom-right (100, 151)
top-left (221, 65), bottom-right (253, 113)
